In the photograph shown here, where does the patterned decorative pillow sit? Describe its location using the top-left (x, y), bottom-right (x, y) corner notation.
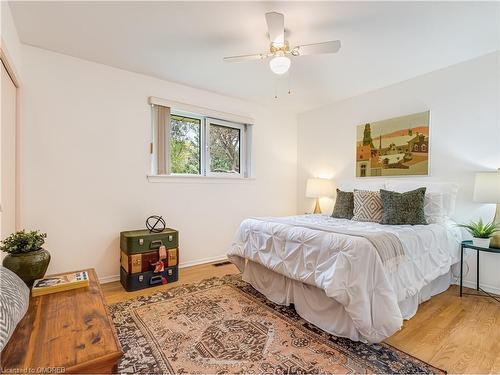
top-left (352, 189), bottom-right (383, 222)
top-left (0, 266), bottom-right (30, 351)
top-left (380, 187), bottom-right (428, 225)
top-left (331, 189), bottom-right (354, 219)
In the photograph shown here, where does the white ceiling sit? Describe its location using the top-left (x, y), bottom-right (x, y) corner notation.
top-left (9, 1), bottom-right (500, 113)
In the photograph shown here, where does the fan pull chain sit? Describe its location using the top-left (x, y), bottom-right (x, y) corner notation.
top-left (273, 72), bottom-right (292, 98)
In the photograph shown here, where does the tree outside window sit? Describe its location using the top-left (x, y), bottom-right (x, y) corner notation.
top-left (170, 115), bottom-right (201, 174)
top-left (209, 124), bottom-right (240, 174)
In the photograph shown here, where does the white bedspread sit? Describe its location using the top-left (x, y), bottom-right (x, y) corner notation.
top-left (227, 214), bottom-right (461, 343)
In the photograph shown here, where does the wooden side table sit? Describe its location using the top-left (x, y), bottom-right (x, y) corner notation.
top-left (460, 240), bottom-right (500, 303)
top-left (1, 269), bottom-right (122, 373)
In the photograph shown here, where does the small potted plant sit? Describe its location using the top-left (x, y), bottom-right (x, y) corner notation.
top-left (457, 219), bottom-right (500, 248)
top-left (1, 230), bottom-right (51, 286)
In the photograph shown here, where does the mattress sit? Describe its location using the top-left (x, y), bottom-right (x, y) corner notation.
top-left (227, 214), bottom-right (462, 343)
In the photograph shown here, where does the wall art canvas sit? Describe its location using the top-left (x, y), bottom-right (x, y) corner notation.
top-left (356, 111), bottom-right (430, 177)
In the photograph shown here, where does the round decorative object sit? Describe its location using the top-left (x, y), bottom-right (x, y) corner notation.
top-left (146, 215), bottom-right (166, 233)
top-left (2, 248), bottom-right (51, 286)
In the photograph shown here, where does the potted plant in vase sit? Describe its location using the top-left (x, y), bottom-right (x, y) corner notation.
top-left (1, 230), bottom-right (50, 286)
top-left (457, 219), bottom-right (500, 248)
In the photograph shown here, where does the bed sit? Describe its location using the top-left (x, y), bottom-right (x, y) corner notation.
top-left (227, 181), bottom-right (462, 344)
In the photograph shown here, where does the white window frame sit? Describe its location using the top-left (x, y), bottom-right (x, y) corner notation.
top-left (168, 110), bottom-right (205, 176)
top-left (205, 117), bottom-right (247, 178)
top-left (151, 101), bottom-right (253, 180)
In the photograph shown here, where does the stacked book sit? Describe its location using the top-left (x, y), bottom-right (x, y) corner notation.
top-left (32, 271), bottom-right (89, 297)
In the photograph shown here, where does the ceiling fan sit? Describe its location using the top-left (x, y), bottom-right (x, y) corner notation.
top-left (223, 12), bottom-right (341, 75)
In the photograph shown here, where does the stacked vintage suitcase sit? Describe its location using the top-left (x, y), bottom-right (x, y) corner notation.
top-left (120, 228), bottom-right (179, 291)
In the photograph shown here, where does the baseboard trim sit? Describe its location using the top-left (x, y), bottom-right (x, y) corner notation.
top-left (178, 254), bottom-right (228, 269)
top-left (98, 254), bottom-right (229, 284)
top-left (99, 274), bottom-right (120, 284)
top-left (459, 280), bottom-right (500, 296)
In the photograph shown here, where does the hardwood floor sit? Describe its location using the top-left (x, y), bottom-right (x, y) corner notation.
top-left (385, 285), bottom-right (500, 374)
top-left (102, 261), bottom-right (240, 305)
top-left (102, 262), bottom-right (500, 374)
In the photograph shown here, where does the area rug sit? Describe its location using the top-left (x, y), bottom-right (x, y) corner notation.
top-left (110, 275), bottom-right (445, 374)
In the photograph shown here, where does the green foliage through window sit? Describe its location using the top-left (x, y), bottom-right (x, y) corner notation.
top-left (165, 111), bottom-right (247, 176)
top-left (170, 115), bottom-right (201, 174)
top-left (209, 124), bottom-right (240, 174)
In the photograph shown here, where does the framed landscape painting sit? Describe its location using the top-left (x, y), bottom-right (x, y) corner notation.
top-left (356, 111), bottom-right (430, 177)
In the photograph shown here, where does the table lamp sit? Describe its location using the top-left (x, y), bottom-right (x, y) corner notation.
top-left (306, 178), bottom-right (335, 214)
top-left (473, 169), bottom-right (500, 248)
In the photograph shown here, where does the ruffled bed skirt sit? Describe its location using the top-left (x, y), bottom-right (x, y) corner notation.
top-left (241, 259), bottom-right (452, 343)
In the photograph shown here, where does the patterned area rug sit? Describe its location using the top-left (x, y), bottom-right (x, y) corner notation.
top-left (110, 275), bottom-right (444, 374)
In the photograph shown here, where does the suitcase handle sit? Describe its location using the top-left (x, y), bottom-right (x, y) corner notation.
top-left (150, 240), bottom-right (163, 249)
top-left (150, 275), bottom-right (163, 285)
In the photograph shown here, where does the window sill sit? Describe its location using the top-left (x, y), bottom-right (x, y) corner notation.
top-left (147, 174), bottom-right (255, 184)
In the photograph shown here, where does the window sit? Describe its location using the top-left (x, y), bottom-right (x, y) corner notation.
top-left (207, 118), bottom-right (244, 176)
top-left (170, 114), bottom-right (202, 175)
top-left (360, 164), bottom-right (366, 177)
top-left (151, 103), bottom-right (252, 178)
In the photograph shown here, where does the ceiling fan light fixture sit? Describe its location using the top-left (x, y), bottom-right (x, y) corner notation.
top-left (269, 55), bottom-right (291, 75)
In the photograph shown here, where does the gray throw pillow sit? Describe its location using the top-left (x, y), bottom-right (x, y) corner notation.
top-left (380, 187), bottom-right (428, 225)
top-left (331, 189), bottom-right (354, 219)
top-left (0, 266), bottom-right (30, 351)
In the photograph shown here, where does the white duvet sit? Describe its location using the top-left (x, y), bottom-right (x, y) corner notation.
top-left (227, 214), bottom-right (461, 343)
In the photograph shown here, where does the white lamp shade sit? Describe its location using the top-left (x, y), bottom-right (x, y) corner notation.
top-left (306, 178), bottom-right (335, 198)
top-left (473, 170), bottom-right (500, 203)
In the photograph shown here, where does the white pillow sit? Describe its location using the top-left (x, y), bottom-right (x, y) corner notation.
top-left (337, 179), bottom-right (386, 192)
top-left (424, 192), bottom-right (445, 223)
top-left (385, 181), bottom-right (458, 217)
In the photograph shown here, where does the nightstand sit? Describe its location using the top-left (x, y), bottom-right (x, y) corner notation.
top-left (460, 240), bottom-right (500, 303)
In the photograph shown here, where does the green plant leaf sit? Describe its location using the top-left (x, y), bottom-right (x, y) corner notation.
top-left (456, 219), bottom-right (499, 238)
top-left (0, 230), bottom-right (47, 254)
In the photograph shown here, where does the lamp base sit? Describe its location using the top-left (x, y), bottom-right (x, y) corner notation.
top-left (490, 203), bottom-right (500, 249)
top-left (313, 198), bottom-right (322, 214)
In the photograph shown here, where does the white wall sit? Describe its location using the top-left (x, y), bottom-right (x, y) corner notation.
top-left (20, 46), bottom-right (297, 282)
top-left (298, 52), bottom-right (500, 293)
top-left (1, 2), bottom-right (23, 73)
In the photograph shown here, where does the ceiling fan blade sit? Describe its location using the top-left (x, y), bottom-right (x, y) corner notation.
top-left (223, 53), bottom-right (268, 63)
top-left (265, 12), bottom-right (285, 47)
top-left (292, 40), bottom-right (341, 56)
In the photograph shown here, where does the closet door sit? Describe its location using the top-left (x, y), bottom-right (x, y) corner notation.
top-left (0, 61), bottom-right (17, 239)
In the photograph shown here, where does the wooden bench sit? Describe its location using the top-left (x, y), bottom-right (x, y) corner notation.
top-left (1, 269), bottom-right (122, 373)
